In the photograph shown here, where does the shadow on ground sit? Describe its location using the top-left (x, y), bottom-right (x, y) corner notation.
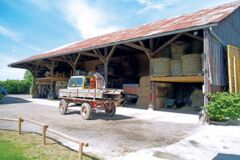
top-left (123, 104), bottom-right (199, 115)
top-left (65, 110), bottom-right (133, 121)
top-left (0, 96), bottom-right (30, 105)
top-left (213, 153), bottom-right (240, 160)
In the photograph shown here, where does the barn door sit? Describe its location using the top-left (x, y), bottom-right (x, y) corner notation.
top-left (227, 45), bottom-right (240, 93)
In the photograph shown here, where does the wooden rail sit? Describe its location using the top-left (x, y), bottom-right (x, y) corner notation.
top-left (0, 117), bottom-right (88, 160)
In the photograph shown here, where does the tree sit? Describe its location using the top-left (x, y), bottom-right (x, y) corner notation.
top-left (24, 70), bottom-right (33, 86)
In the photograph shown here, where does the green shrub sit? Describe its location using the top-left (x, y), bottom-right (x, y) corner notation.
top-left (0, 93), bottom-right (3, 100)
top-left (205, 92), bottom-right (240, 122)
top-left (0, 80), bottom-right (31, 94)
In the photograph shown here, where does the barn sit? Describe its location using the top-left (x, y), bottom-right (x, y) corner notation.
top-left (9, 1), bottom-right (240, 113)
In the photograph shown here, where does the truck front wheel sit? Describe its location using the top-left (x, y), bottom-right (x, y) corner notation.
top-left (59, 99), bottom-right (68, 115)
top-left (80, 103), bottom-right (92, 120)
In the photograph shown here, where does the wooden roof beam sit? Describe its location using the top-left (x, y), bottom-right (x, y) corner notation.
top-left (116, 45), bottom-right (137, 52)
top-left (183, 32), bottom-right (203, 42)
top-left (106, 45), bottom-right (116, 63)
top-left (139, 41), bottom-right (151, 60)
top-left (124, 43), bottom-right (150, 53)
top-left (152, 33), bottom-right (183, 56)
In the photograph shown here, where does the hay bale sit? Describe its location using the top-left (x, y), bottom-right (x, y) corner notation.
top-left (156, 83), bottom-right (173, 97)
top-left (170, 60), bottom-right (182, 76)
top-left (190, 89), bottom-right (204, 109)
top-left (137, 97), bottom-right (149, 107)
top-left (156, 97), bottom-right (166, 109)
top-left (171, 41), bottom-right (188, 60)
top-left (151, 58), bottom-right (170, 76)
top-left (139, 76), bottom-right (150, 87)
top-left (182, 54), bottom-right (202, 75)
top-left (136, 87), bottom-right (150, 97)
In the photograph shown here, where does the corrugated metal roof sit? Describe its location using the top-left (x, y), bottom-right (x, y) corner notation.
top-left (11, 1), bottom-right (240, 66)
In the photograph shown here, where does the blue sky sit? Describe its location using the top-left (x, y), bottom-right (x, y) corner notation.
top-left (0, 0), bottom-right (235, 80)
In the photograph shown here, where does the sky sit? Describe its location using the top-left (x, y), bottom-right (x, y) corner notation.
top-left (0, 0), bottom-right (236, 80)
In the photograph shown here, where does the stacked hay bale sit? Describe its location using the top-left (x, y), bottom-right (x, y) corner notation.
top-left (136, 76), bottom-right (150, 107)
top-left (151, 58), bottom-right (170, 76)
top-left (169, 41), bottom-right (189, 76)
top-left (190, 89), bottom-right (204, 111)
top-left (170, 60), bottom-right (182, 76)
top-left (170, 41), bottom-right (188, 60)
top-left (155, 83), bottom-right (173, 109)
top-left (182, 54), bottom-right (202, 75)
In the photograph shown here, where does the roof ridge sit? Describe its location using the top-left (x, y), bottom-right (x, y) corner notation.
top-left (46, 0), bottom-right (240, 52)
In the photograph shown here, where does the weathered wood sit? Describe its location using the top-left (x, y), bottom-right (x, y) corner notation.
top-left (47, 128), bottom-right (88, 146)
top-left (106, 46), bottom-right (116, 63)
top-left (183, 32), bottom-right (203, 41)
top-left (117, 45), bottom-right (137, 52)
top-left (18, 117), bottom-right (23, 135)
top-left (80, 51), bottom-right (100, 58)
top-left (104, 62), bottom-right (108, 86)
top-left (124, 43), bottom-right (150, 53)
top-left (139, 41), bottom-right (151, 60)
top-left (24, 118), bottom-right (44, 126)
top-left (79, 143), bottom-right (84, 160)
top-left (150, 75), bottom-right (204, 83)
top-left (93, 50), bottom-right (105, 63)
top-left (152, 34), bottom-right (182, 56)
top-left (152, 82), bottom-right (156, 110)
top-left (42, 124), bottom-right (48, 145)
top-left (0, 117), bottom-right (18, 122)
top-left (36, 77), bottom-right (69, 82)
top-left (149, 39), bottom-right (154, 52)
top-left (74, 53), bottom-right (81, 65)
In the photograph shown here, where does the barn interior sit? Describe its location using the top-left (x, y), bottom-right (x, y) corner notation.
top-left (27, 30), bottom-right (205, 114)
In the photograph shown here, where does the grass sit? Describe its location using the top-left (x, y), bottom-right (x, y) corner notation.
top-left (0, 129), bottom-right (99, 160)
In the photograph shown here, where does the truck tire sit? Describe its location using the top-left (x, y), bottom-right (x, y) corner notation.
top-left (59, 99), bottom-right (68, 115)
top-left (80, 103), bottom-right (92, 120)
top-left (105, 105), bottom-right (116, 117)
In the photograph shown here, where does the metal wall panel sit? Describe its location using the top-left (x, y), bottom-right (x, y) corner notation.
top-left (213, 8), bottom-right (240, 47)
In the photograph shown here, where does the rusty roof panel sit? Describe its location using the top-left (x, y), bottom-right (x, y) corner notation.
top-left (11, 1), bottom-right (240, 65)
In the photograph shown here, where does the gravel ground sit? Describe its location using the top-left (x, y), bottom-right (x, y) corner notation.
top-left (0, 95), bottom-right (199, 159)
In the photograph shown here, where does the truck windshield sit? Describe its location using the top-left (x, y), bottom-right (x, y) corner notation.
top-left (68, 77), bottom-right (83, 87)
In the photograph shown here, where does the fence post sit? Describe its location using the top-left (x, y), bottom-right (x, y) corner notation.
top-left (18, 117), bottom-right (23, 134)
top-left (42, 124), bottom-right (48, 145)
top-left (78, 143), bottom-right (84, 160)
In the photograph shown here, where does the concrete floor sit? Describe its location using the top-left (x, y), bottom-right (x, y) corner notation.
top-left (0, 95), bottom-right (200, 159)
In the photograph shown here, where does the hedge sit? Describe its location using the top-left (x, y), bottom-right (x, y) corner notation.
top-left (0, 93), bottom-right (3, 100)
top-left (0, 80), bottom-right (31, 94)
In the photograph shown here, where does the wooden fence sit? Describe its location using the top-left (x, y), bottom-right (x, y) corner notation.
top-left (0, 117), bottom-right (88, 160)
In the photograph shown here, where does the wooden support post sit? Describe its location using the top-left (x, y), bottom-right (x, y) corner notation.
top-left (152, 82), bottom-right (157, 110)
top-left (50, 69), bottom-right (54, 99)
top-left (104, 61), bottom-right (108, 87)
top-left (78, 143), bottom-right (84, 160)
top-left (72, 65), bottom-right (76, 76)
top-left (149, 57), bottom-right (154, 110)
top-left (42, 124), bottom-right (48, 145)
top-left (18, 117), bottom-right (23, 135)
top-left (46, 60), bottom-right (56, 100)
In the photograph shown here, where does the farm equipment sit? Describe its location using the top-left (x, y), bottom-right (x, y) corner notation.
top-left (58, 73), bottom-right (124, 120)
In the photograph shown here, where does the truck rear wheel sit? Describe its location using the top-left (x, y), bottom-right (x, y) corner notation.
top-left (105, 105), bottom-right (116, 117)
top-left (59, 99), bottom-right (68, 115)
top-left (80, 103), bottom-right (92, 120)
